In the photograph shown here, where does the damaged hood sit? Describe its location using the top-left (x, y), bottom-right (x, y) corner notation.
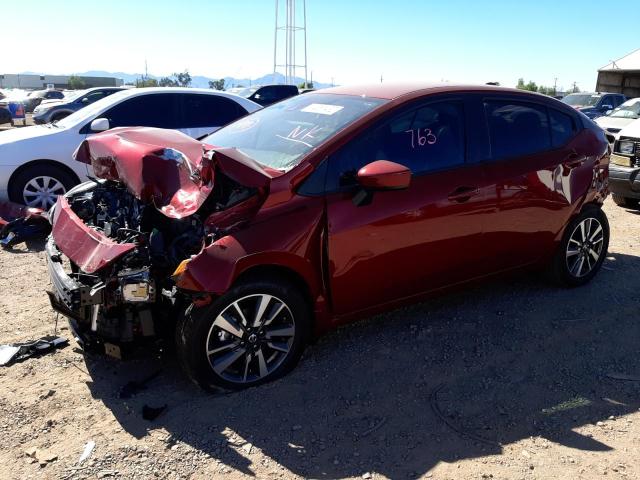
top-left (74, 127), bottom-right (273, 218)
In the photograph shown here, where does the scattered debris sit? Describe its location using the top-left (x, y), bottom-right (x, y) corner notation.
top-left (606, 372), bottom-right (640, 382)
top-left (118, 370), bottom-right (161, 399)
top-left (0, 201), bottom-right (50, 249)
top-left (241, 442), bottom-right (253, 454)
top-left (39, 389), bottom-right (56, 400)
top-left (78, 440), bottom-right (96, 464)
top-left (141, 404), bottom-right (167, 421)
top-left (429, 383), bottom-right (499, 446)
top-left (25, 447), bottom-right (58, 467)
top-left (358, 417), bottom-right (387, 438)
top-left (0, 336), bottom-right (67, 366)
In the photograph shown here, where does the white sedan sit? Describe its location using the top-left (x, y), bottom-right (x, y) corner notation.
top-left (0, 87), bottom-right (261, 208)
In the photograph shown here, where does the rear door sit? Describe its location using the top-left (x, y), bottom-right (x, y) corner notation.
top-left (180, 93), bottom-right (248, 138)
top-left (324, 96), bottom-right (492, 317)
top-left (479, 96), bottom-right (583, 272)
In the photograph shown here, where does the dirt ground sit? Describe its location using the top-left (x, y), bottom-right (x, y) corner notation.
top-left (1, 198), bottom-right (640, 480)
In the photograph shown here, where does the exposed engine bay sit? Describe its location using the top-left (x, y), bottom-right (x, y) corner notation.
top-left (45, 127), bottom-right (273, 357)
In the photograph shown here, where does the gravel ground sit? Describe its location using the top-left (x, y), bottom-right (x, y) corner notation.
top-left (1, 198), bottom-right (640, 480)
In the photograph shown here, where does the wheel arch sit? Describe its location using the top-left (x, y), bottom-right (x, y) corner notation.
top-left (8, 159), bottom-right (81, 193)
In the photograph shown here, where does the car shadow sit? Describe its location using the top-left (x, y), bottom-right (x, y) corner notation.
top-left (83, 252), bottom-right (640, 478)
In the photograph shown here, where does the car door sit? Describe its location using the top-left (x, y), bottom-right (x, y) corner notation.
top-left (180, 93), bottom-right (248, 138)
top-left (479, 96), bottom-right (582, 272)
top-left (324, 97), bottom-right (491, 317)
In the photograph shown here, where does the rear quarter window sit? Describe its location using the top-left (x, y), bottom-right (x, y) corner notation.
top-left (549, 108), bottom-right (576, 147)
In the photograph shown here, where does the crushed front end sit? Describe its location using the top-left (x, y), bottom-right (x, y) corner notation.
top-left (45, 127), bottom-right (271, 358)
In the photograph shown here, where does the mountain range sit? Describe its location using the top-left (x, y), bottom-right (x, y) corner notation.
top-left (66, 71), bottom-right (331, 89)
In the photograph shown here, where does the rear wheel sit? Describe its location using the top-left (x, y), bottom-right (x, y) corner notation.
top-left (8, 164), bottom-right (77, 209)
top-left (551, 205), bottom-right (609, 287)
top-left (611, 193), bottom-right (639, 209)
top-left (176, 277), bottom-right (310, 390)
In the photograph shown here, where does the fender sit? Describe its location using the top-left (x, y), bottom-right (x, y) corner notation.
top-left (176, 196), bottom-right (326, 301)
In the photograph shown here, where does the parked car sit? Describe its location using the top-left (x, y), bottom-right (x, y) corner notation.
top-left (595, 97), bottom-right (640, 138)
top-left (231, 84), bottom-right (299, 106)
top-left (23, 89), bottom-right (65, 112)
top-left (608, 121), bottom-right (640, 208)
top-left (0, 107), bottom-right (11, 125)
top-left (32, 87), bottom-right (126, 124)
top-left (561, 92), bottom-right (626, 119)
top-left (0, 87), bottom-right (261, 208)
top-left (45, 84), bottom-right (610, 390)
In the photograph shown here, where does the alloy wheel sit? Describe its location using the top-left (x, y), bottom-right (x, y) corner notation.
top-left (565, 217), bottom-right (604, 278)
top-left (22, 176), bottom-right (66, 209)
top-left (205, 294), bottom-right (296, 384)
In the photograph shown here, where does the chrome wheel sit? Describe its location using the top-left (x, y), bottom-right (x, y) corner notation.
top-left (566, 217), bottom-right (604, 278)
top-left (205, 294), bottom-right (295, 384)
top-left (22, 176), bottom-right (66, 209)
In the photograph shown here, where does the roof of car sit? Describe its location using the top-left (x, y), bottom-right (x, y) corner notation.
top-left (315, 83), bottom-right (544, 100)
top-left (104, 87), bottom-right (262, 112)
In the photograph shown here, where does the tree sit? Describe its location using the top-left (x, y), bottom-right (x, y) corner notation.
top-left (135, 77), bottom-right (158, 87)
top-left (298, 81), bottom-right (314, 89)
top-left (68, 75), bottom-right (86, 89)
top-left (208, 79), bottom-right (226, 91)
top-left (173, 70), bottom-right (192, 87)
top-left (159, 76), bottom-right (178, 87)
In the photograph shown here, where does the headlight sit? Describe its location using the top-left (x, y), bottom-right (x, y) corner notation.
top-left (618, 140), bottom-right (635, 155)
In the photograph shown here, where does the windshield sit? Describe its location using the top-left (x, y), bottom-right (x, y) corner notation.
top-left (562, 94), bottom-right (600, 107)
top-left (203, 93), bottom-right (387, 171)
top-left (608, 98), bottom-right (640, 119)
top-left (63, 89), bottom-right (87, 102)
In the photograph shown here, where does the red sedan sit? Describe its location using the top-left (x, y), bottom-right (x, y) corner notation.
top-left (46, 84), bottom-right (610, 390)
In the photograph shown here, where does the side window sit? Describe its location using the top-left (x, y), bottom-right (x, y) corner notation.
top-left (484, 101), bottom-right (550, 159)
top-left (602, 96), bottom-right (614, 108)
top-left (615, 95), bottom-right (624, 107)
top-left (83, 91), bottom-right (107, 104)
top-left (181, 94), bottom-right (246, 128)
top-left (549, 109), bottom-right (576, 147)
top-left (328, 100), bottom-right (466, 190)
top-left (48, 91), bottom-right (64, 99)
top-left (102, 93), bottom-right (181, 129)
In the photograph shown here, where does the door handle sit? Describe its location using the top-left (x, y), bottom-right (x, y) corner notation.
top-left (448, 186), bottom-right (480, 203)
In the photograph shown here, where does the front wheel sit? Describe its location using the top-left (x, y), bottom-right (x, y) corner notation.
top-left (176, 277), bottom-right (310, 390)
top-left (611, 193), bottom-right (639, 209)
top-left (551, 205), bottom-right (609, 287)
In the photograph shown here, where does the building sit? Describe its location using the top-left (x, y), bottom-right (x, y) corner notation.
top-left (0, 74), bottom-right (124, 90)
top-left (596, 49), bottom-right (640, 98)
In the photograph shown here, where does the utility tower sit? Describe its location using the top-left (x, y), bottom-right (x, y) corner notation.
top-left (273, 0), bottom-right (308, 86)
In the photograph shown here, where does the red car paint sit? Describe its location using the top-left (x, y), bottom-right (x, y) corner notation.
top-left (56, 84), bottom-right (610, 334)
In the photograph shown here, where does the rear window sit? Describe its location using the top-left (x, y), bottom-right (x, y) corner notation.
top-left (484, 101), bottom-right (550, 159)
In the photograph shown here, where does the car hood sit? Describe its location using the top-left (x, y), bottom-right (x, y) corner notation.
top-left (0, 124), bottom-right (62, 145)
top-left (617, 119), bottom-right (640, 139)
top-left (595, 116), bottom-right (636, 131)
top-left (74, 127), bottom-right (274, 219)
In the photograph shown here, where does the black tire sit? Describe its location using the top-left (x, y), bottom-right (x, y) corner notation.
top-left (176, 276), bottom-right (311, 391)
top-left (551, 205), bottom-right (609, 287)
top-left (611, 193), bottom-right (639, 209)
top-left (50, 111), bottom-right (70, 122)
top-left (8, 163), bottom-right (77, 208)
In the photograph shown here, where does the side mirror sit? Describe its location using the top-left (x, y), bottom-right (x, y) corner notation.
top-left (90, 117), bottom-right (110, 132)
top-left (357, 160), bottom-right (411, 190)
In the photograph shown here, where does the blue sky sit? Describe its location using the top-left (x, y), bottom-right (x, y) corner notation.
top-left (5, 0), bottom-right (640, 90)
